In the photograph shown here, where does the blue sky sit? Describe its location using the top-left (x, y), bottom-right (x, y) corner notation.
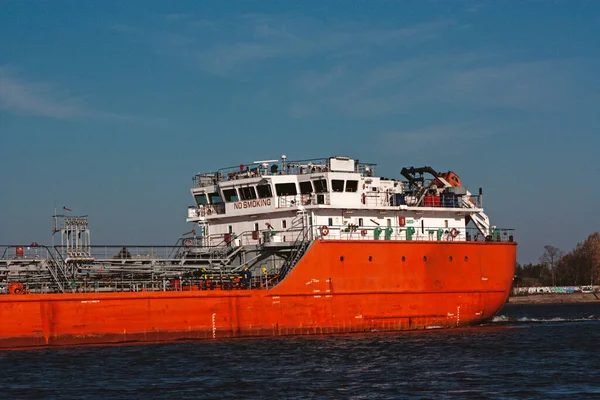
top-left (1, 0), bottom-right (598, 263)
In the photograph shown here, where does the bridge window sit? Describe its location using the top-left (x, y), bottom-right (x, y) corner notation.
top-left (239, 186), bottom-right (257, 201)
top-left (345, 180), bottom-right (358, 192)
top-left (275, 183), bottom-right (297, 196)
top-left (209, 192), bottom-right (223, 205)
top-left (194, 193), bottom-right (209, 206)
top-left (223, 188), bottom-right (239, 202)
top-left (300, 181), bottom-right (313, 194)
top-left (332, 180), bottom-right (344, 192)
top-left (256, 184), bottom-right (272, 198)
top-left (313, 179), bottom-right (328, 193)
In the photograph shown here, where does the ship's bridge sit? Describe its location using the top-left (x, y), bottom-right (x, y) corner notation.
top-left (188, 156), bottom-right (402, 218)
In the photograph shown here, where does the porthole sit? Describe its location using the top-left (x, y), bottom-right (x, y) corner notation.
top-left (449, 256), bottom-right (453, 262)
top-left (423, 256), bottom-right (427, 262)
top-left (464, 256), bottom-right (468, 262)
top-left (368, 256), bottom-right (372, 262)
top-left (401, 256), bottom-right (406, 262)
top-left (340, 256), bottom-right (345, 262)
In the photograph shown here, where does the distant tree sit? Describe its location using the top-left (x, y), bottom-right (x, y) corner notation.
top-left (589, 233), bottom-right (600, 285)
top-left (514, 262), bottom-right (551, 286)
top-left (554, 233), bottom-right (600, 286)
top-left (539, 245), bottom-right (565, 286)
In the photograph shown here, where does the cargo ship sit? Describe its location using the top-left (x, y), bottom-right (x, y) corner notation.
top-left (0, 156), bottom-right (516, 349)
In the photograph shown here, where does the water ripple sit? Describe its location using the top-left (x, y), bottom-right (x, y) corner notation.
top-left (1, 303), bottom-right (600, 399)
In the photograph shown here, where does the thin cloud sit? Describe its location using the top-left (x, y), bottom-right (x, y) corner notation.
top-left (286, 55), bottom-right (595, 119)
top-left (0, 66), bottom-right (85, 119)
top-left (294, 67), bottom-right (346, 93)
top-left (114, 14), bottom-right (454, 76)
top-left (165, 13), bottom-right (192, 22)
top-left (379, 121), bottom-right (503, 155)
top-left (112, 12), bottom-right (596, 122)
top-left (193, 18), bottom-right (454, 75)
top-left (0, 66), bottom-right (147, 123)
top-left (464, 2), bottom-right (487, 13)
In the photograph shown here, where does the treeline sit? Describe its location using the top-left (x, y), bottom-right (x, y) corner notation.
top-left (515, 232), bottom-right (600, 287)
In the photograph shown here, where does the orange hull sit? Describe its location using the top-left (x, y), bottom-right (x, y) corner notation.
top-left (0, 240), bottom-right (516, 349)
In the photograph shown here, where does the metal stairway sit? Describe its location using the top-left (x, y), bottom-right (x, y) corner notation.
top-left (460, 196), bottom-right (491, 236)
top-left (276, 227), bottom-right (312, 283)
top-left (45, 246), bottom-right (72, 293)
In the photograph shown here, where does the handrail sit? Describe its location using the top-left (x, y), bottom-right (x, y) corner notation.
top-left (0, 223), bottom-right (515, 295)
top-left (309, 224), bottom-right (515, 243)
top-left (192, 157), bottom-right (379, 188)
top-left (278, 230), bottom-right (310, 282)
top-left (0, 245), bottom-right (70, 292)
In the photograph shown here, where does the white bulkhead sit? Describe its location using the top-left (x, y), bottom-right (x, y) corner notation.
top-left (186, 156), bottom-right (492, 246)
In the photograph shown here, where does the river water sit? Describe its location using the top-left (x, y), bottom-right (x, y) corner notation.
top-left (1, 303), bottom-right (599, 399)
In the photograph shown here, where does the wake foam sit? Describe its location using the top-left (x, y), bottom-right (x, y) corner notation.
top-left (488, 315), bottom-right (598, 324)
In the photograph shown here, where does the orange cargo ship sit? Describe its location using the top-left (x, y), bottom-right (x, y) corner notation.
top-left (0, 157), bottom-right (516, 349)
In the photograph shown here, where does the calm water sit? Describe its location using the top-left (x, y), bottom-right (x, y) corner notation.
top-left (1, 303), bottom-right (600, 399)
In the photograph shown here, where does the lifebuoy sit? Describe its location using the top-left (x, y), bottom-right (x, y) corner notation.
top-left (361, 229), bottom-right (367, 236)
top-left (320, 226), bottom-right (329, 236)
top-left (450, 228), bottom-right (459, 238)
top-left (183, 238), bottom-right (193, 247)
top-left (13, 288), bottom-right (22, 295)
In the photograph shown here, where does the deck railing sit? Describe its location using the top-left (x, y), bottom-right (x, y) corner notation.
top-left (310, 225), bottom-right (515, 243)
top-left (0, 224), bottom-right (514, 294)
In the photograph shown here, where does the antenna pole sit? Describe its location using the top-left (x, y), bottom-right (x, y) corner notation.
top-left (53, 200), bottom-right (56, 248)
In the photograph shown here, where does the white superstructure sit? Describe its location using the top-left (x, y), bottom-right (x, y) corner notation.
top-left (186, 156), bottom-right (499, 247)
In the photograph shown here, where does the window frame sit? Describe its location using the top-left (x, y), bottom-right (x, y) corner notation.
top-left (222, 188), bottom-right (239, 202)
top-left (194, 193), bottom-right (209, 206)
top-left (209, 192), bottom-right (223, 205)
top-left (345, 180), bottom-right (358, 193)
top-left (299, 181), bottom-right (313, 195)
top-left (239, 186), bottom-right (257, 201)
top-left (313, 179), bottom-right (328, 193)
top-left (256, 184), bottom-right (273, 199)
top-left (331, 179), bottom-right (345, 193)
top-left (275, 182), bottom-right (298, 196)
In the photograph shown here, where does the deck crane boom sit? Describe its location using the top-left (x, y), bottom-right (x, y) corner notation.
top-left (400, 167), bottom-right (492, 236)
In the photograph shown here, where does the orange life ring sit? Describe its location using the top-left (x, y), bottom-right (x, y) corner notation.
top-left (450, 228), bottom-right (459, 238)
top-left (183, 238), bottom-right (193, 247)
top-left (13, 288), bottom-right (22, 295)
top-left (320, 226), bottom-right (329, 236)
top-left (361, 229), bottom-right (367, 236)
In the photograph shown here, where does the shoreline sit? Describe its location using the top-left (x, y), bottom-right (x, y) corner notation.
top-left (508, 292), bottom-right (600, 304)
